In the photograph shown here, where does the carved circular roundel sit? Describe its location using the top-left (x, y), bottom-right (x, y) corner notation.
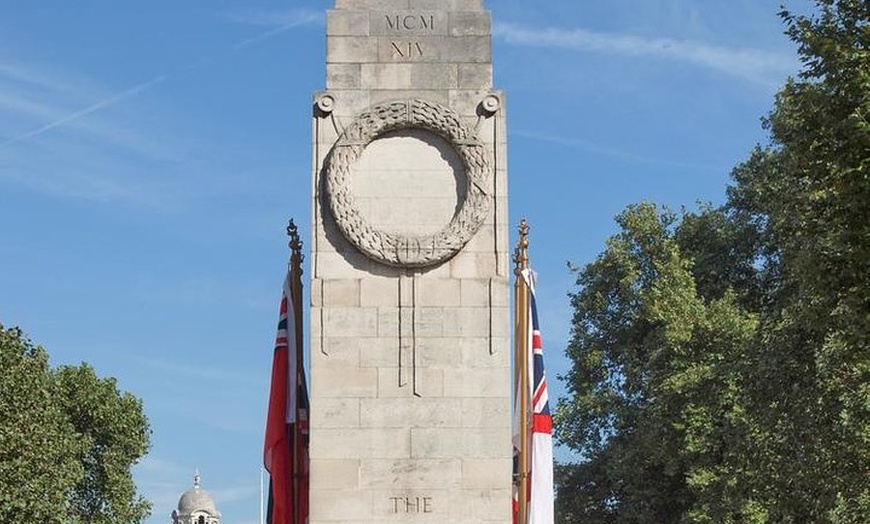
top-left (325, 99), bottom-right (492, 268)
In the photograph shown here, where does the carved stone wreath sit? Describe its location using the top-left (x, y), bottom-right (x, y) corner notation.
top-left (325, 99), bottom-right (492, 268)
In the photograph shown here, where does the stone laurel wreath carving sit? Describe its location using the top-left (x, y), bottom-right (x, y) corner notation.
top-left (325, 99), bottom-right (492, 268)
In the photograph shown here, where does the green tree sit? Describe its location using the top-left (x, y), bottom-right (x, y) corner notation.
top-left (0, 325), bottom-right (151, 523)
top-left (725, 1), bottom-right (868, 521)
top-left (56, 365), bottom-right (151, 524)
top-left (0, 326), bottom-right (82, 521)
top-left (555, 204), bottom-right (762, 524)
top-left (556, 1), bottom-right (868, 522)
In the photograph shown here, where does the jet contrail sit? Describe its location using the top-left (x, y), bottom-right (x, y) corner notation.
top-left (232, 24), bottom-right (296, 50)
top-left (0, 20), bottom-right (314, 150)
top-left (0, 74), bottom-right (167, 149)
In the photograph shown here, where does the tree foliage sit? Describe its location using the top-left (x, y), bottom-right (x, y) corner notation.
top-left (556, 204), bottom-right (762, 523)
top-left (0, 325), bottom-right (151, 523)
top-left (556, 1), bottom-right (868, 522)
top-left (0, 326), bottom-right (82, 521)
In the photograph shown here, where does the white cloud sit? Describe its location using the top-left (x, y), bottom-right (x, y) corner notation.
top-left (0, 60), bottom-right (94, 95)
top-left (0, 61), bottom-right (187, 205)
top-left (0, 62), bottom-right (280, 209)
top-left (132, 355), bottom-right (262, 387)
top-left (0, 75), bottom-right (166, 148)
top-left (212, 484), bottom-right (259, 504)
top-left (0, 89), bottom-right (68, 122)
top-left (132, 274), bottom-right (275, 313)
top-left (134, 457), bottom-right (190, 522)
top-left (223, 8), bottom-right (323, 28)
top-left (493, 21), bottom-right (796, 86)
top-left (223, 8), bottom-right (323, 49)
top-left (136, 456), bottom-right (188, 476)
top-left (0, 66), bottom-right (173, 161)
top-left (514, 129), bottom-right (725, 172)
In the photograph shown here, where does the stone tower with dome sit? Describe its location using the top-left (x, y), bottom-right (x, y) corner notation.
top-left (171, 473), bottom-right (221, 524)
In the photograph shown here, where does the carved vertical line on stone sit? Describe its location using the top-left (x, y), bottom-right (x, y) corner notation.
top-left (492, 116), bottom-right (502, 277)
top-left (473, 113), bottom-right (486, 135)
top-left (489, 278), bottom-right (495, 355)
top-left (329, 111), bottom-right (344, 137)
top-left (313, 105), bottom-right (339, 281)
top-left (319, 283), bottom-right (327, 356)
top-left (412, 274), bottom-right (421, 398)
top-left (313, 113), bottom-right (321, 280)
top-left (398, 275), bottom-right (407, 388)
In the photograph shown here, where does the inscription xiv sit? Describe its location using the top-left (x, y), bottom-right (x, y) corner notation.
top-left (391, 41), bottom-right (424, 59)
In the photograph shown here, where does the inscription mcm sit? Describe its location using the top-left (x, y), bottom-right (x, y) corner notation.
top-left (385, 13), bottom-right (435, 30)
top-left (385, 13), bottom-right (435, 59)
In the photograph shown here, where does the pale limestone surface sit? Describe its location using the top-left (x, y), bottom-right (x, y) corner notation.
top-left (352, 130), bottom-right (464, 237)
top-left (309, 1), bottom-right (510, 522)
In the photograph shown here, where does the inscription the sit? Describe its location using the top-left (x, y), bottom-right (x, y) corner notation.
top-left (386, 14), bottom-right (436, 31)
top-left (391, 41), bottom-right (425, 58)
top-left (390, 496), bottom-right (434, 514)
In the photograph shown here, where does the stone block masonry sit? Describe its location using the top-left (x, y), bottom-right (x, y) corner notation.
top-left (309, 1), bottom-right (510, 522)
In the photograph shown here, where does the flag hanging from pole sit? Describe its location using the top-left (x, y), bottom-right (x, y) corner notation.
top-left (525, 269), bottom-right (554, 524)
top-left (514, 268), bottom-right (554, 524)
top-left (512, 302), bottom-right (526, 524)
top-left (264, 270), bottom-right (309, 524)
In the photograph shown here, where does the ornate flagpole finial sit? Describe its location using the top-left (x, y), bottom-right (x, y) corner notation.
top-left (513, 218), bottom-right (530, 275)
top-left (287, 219), bottom-right (305, 269)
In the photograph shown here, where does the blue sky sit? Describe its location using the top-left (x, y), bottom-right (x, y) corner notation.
top-left (0, 1), bottom-right (803, 523)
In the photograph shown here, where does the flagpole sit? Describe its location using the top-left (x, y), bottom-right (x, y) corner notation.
top-left (260, 466), bottom-right (265, 524)
top-left (514, 219), bottom-right (531, 524)
top-left (287, 219), bottom-right (305, 524)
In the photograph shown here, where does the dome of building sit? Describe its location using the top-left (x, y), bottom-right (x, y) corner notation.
top-left (172, 473), bottom-right (221, 524)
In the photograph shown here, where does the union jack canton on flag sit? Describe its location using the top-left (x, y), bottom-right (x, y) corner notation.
top-left (526, 268), bottom-right (554, 524)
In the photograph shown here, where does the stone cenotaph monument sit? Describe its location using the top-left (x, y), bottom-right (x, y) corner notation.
top-left (308, 1), bottom-right (510, 522)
